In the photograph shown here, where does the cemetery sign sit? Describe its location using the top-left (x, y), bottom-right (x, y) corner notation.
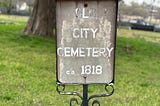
top-left (56, 0), bottom-right (118, 84)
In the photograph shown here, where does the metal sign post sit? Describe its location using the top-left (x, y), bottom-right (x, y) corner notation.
top-left (82, 85), bottom-right (88, 106)
top-left (56, 0), bottom-right (118, 105)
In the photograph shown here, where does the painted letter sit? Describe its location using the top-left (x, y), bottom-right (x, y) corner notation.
top-left (73, 28), bottom-right (79, 38)
top-left (82, 8), bottom-right (89, 19)
top-left (91, 28), bottom-right (98, 38)
top-left (107, 47), bottom-right (114, 57)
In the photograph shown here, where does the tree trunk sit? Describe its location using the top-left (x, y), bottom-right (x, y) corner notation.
top-left (7, 0), bottom-right (12, 14)
top-left (23, 0), bottom-right (55, 37)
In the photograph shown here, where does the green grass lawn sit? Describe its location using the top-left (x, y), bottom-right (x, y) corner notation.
top-left (0, 16), bottom-right (160, 106)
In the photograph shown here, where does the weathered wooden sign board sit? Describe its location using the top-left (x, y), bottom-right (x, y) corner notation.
top-left (56, 0), bottom-right (117, 84)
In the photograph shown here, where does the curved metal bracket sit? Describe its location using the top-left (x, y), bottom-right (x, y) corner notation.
top-left (89, 83), bottom-right (114, 106)
top-left (70, 98), bottom-right (79, 106)
top-left (56, 84), bottom-right (82, 99)
top-left (92, 100), bottom-right (100, 106)
top-left (89, 83), bottom-right (114, 101)
top-left (56, 84), bottom-right (83, 106)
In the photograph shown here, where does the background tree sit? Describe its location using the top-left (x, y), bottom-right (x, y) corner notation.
top-left (154, 7), bottom-right (160, 19)
top-left (119, 1), bottom-right (150, 18)
top-left (0, 0), bottom-right (13, 14)
top-left (26, 0), bottom-right (34, 14)
top-left (23, 0), bottom-right (55, 37)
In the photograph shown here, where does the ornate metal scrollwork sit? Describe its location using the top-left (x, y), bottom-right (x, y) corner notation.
top-left (56, 83), bottom-right (114, 106)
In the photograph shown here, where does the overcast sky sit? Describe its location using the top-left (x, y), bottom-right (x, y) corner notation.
top-left (124, 0), bottom-right (160, 7)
